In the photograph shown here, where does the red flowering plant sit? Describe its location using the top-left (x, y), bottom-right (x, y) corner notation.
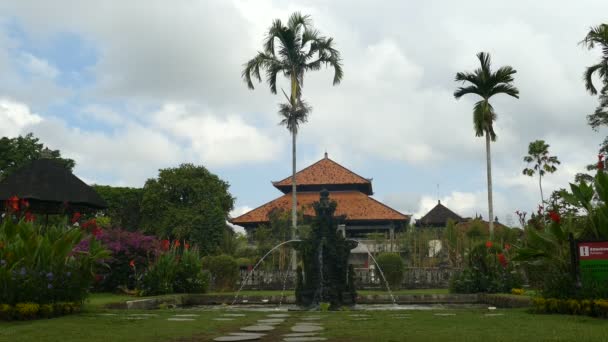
top-left (450, 240), bottom-right (522, 294)
top-left (2, 195), bottom-right (35, 224)
top-left (81, 228), bottom-right (160, 292)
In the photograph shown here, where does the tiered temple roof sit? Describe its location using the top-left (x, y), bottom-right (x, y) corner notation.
top-left (230, 154), bottom-right (409, 229)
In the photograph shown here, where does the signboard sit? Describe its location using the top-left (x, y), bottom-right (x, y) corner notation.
top-left (577, 241), bottom-right (608, 284)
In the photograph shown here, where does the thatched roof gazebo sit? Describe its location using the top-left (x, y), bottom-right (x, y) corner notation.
top-left (0, 158), bottom-right (107, 214)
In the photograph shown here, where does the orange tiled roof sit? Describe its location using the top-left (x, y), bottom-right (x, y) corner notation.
top-left (273, 156), bottom-right (371, 188)
top-left (231, 191), bottom-right (409, 225)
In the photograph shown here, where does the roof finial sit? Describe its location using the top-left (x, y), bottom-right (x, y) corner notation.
top-left (40, 147), bottom-right (53, 159)
top-left (324, 151), bottom-right (328, 159)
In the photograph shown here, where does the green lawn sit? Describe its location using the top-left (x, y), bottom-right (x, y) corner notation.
top-left (2, 292), bottom-right (605, 341)
top-left (1, 307), bottom-right (606, 342)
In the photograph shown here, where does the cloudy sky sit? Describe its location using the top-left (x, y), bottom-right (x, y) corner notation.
top-left (0, 1), bottom-right (607, 230)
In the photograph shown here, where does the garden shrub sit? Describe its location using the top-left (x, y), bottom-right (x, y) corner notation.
top-left (139, 242), bottom-right (209, 296)
top-left (532, 297), bottom-right (608, 318)
top-left (202, 254), bottom-right (239, 292)
top-left (375, 253), bottom-right (405, 289)
top-left (173, 248), bottom-right (210, 294)
top-left (450, 242), bottom-right (522, 294)
top-left (93, 228), bottom-right (160, 292)
top-left (0, 207), bottom-right (109, 320)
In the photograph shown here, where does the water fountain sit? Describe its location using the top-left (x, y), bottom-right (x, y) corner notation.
top-left (293, 189), bottom-right (358, 310)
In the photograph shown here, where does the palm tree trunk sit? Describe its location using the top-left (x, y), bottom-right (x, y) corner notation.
top-left (291, 131), bottom-right (297, 270)
top-left (290, 72), bottom-right (298, 271)
top-left (538, 173), bottom-right (544, 206)
top-left (485, 132), bottom-right (494, 240)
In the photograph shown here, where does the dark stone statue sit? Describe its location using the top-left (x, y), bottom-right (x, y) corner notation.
top-left (294, 189), bottom-right (358, 309)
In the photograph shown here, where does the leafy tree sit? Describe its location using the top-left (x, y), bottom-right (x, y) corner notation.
top-left (92, 185), bottom-right (143, 230)
top-left (140, 164), bottom-right (235, 255)
top-left (581, 24), bottom-right (608, 130)
top-left (454, 52), bottom-right (519, 239)
top-left (0, 133), bottom-right (74, 181)
top-left (242, 12), bottom-right (343, 246)
top-left (523, 140), bottom-right (560, 205)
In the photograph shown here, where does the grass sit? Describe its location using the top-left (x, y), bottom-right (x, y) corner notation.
top-left (3, 292), bottom-right (605, 341)
top-left (1, 306), bottom-right (606, 342)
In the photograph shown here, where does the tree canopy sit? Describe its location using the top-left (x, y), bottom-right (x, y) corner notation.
top-left (140, 164), bottom-right (235, 255)
top-left (0, 133), bottom-right (75, 181)
top-left (92, 185), bottom-right (144, 231)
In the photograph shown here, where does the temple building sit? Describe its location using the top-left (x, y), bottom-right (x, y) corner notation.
top-left (415, 200), bottom-right (466, 228)
top-left (230, 153), bottom-right (410, 265)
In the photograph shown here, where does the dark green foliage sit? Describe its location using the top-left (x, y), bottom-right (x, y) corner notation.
top-left (202, 254), bottom-right (239, 292)
top-left (295, 191), bottom-right (357, 309)
top-left (140, 248), bottom-right (209, 296)
top-left (0, 219), bottom-right (109, 305)
top-left (450, 242), bottom-right (522, 294)
top-left (140, 164), bottom-right (234, 255)
top-left (92, 185), bottom-right (143, 230)
top-left (0, 133), bottom-right (75, 181)
top-left (375, 253), bottom-right (405, 288)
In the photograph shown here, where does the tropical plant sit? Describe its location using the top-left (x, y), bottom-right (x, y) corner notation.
top-left (450, 241), bottom-right (521, 294)
top-left (0, 216), bottom-right (109, 307)
top-left (375, 253), bottom-right (405, 288)
top-left (242, 12), bottom-right (343, 249)
top-left (580, 24), bottom-right (608, 130)
top-left (201, 254), bottom-right (239, 292)
top-left (523, 140), bottom-right (561, 205)
top-left (454, 52), bottom-right (519, 238)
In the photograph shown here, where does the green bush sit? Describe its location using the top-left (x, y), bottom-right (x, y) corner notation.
top-left (0, 216), bottom-right (109, 312)
top-left (375, 253), bottom-right (404, 289)
top-left (173, 248), bottom-right (209, 293)
top-left (202, 254), bottom-right (239, 292)
top-left (450, 242), bottom-right (522, 294)
top-left (533, 297), bottom-right (608, 318)
top-left (140, 244), bottom-right (210, 296)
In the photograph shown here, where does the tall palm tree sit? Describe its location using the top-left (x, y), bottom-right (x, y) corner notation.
top-left (523, 140), bottom-right (561, 205)
top-left (454, 52), bottom-right (519, 239)
top-left (242, 12), bottom-right (343, 261)
top-left (581, 24), bottom-right (608, 130)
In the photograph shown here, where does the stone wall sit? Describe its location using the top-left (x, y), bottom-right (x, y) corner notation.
top-left (234, 267), bottom-right (460, 290)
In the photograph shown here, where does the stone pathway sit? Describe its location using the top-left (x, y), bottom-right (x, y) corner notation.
top-left (213, 313), bottom-right (331, 342)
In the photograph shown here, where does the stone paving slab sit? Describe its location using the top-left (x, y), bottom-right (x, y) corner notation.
top-left (223, 314), bottom-right (246, 317)
top-left (267, 314), bottom-right (290, 318)
top-left (257, 319), bottom-right (285, 323)
top-left (213, 335), bottom-right (261, 341)
top-left (241, 325), bottom-right (276, 332)
top-left (174, 314), bottom-right (199, 317)
top-left (167, 318), bottom-right (196, 321)
top-left (283, 333), bottom-right (320, 337)
top-left (214, 318), bottom-right (235, 321)
top-left (291, 325), bottom-right (324, 333)
top-left (301, 317), bottom-right (321, 320)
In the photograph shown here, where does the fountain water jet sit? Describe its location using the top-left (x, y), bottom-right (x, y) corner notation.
top-left (231, 239), bottom-right (301, 305)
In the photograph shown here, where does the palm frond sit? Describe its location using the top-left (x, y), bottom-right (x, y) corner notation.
top-left (454, 85), bottom-right (482, 99)
top-left (278, 98), bottom-right (312, 135)
top-left (242, 52), bottom-right (279, 90)
top-left (477, 52), bottom-right (492, 78)
top-left (489, 83), bottom-right (519, 98)
top-left (454, 71), bottom-right (481, 87)
top-left (287, 12), bottom-right (311, 34)
top-left (584, 63), bottom-right (602, 95)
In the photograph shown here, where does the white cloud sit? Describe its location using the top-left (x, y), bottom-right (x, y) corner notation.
top-left (19, 52), bottom-right (59, 79)
top-left (0, 98), bottom-right (42, 137)
top-left (152, 103), bottom-right (281, 167)
top-left (228, 206), bottom-right (253, 234)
